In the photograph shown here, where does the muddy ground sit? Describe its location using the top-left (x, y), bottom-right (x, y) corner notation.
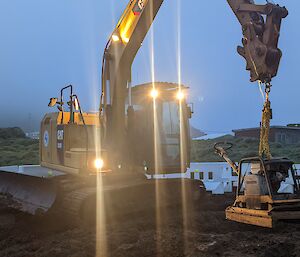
top-left (0, 194), bottom-right (299, 257)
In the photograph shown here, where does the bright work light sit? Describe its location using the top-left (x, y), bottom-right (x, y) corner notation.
top-left (94, 159), bottom-right (104, 169)
top-left (176, 91), bottom-right (185, 100)
top-left (123, 37), bottom-right (129, 43)
top-left (112, 34), bottom-right (120, 42)
top-left (150, 89), bottom-right (159, 99)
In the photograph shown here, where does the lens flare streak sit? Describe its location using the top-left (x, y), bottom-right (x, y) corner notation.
top-left (176, 0), bottom-right (190, 252)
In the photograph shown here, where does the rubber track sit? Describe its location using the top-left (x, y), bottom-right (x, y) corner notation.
top-left (60, 183), bottom-right (96, 225)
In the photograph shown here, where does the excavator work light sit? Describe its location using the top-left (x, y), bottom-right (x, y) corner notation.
top-left (176, 91), bottom-right (185, 101)
top-left (122, 36), bottom-right (130, 43)
top-left (48, 97), bottom-right (58, 107)
top-left (150, 89), bottom-right (158, 99)
top-left (112, 34), bottom-right (120, 42)
top-left (94, 159), bottom-right (104, 170)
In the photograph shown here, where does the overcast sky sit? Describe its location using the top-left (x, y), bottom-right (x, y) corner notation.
top-left (0, 0), bottom-right (299, 133)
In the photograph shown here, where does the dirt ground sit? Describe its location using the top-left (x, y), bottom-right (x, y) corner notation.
top-left (0, 194), bottom-right (299, 257)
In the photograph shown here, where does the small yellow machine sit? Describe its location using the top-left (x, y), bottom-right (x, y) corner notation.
top-left (215, 142), bottom-right (300, 228)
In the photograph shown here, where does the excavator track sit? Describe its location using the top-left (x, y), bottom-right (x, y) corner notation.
top-left (61, 187), bottom-right (96, 226)
top-left (0, 165), bottom-right (205, 227)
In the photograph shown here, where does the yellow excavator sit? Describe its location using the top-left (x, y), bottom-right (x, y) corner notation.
top-left (0, 0), bottom-right (298, 228)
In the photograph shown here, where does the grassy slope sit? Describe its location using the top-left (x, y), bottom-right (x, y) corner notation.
top-left (0, 127), bottom-right (39, 166)
top-left (191, 135), bottom-right (300, 163)
top-left (1, 129), bottom-right (300, 166)
top-left (0, 138), bottom-right (39, 166)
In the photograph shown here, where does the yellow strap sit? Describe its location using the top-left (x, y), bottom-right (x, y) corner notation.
top-left (259, 89), bottom-right (272, 160)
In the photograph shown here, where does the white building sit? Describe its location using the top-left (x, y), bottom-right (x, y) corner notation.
top-left (187, 162), bottom-right (238, 195)
top-left (147, 162), bottom-right (300, 195)
top-left (25, 131), bottom-right (40, 140)
top-left (146, 162), bottom-right (238, 195)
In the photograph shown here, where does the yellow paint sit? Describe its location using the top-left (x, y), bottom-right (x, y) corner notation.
top-left (112, 34), bottom-right (120, 42)
top-left (57, 112), bottom-right (100, 126)
top-left (117, 0), bottom-right (149, 44)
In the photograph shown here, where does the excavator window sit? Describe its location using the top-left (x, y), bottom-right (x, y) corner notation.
top-left (126, 85), bottom-right (188, 172)
top-left (157, 100), bottom-right (181, 165)
top-left (161, 101), bottom-right (180, 135)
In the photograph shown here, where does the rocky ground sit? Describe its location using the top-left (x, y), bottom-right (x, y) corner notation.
top-left (0, 194), bottom-right (299, 257)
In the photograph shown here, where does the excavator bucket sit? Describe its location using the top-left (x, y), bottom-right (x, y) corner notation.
top-left (0, 166), bottom-right (65, 215)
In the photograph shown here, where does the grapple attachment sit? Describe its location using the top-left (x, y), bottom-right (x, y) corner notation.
top-left (227, 0), bottom-right (288, 82)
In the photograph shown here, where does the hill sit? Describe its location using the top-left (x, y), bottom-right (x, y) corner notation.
top-left (0, 128), bottom-right (39, 166)
top-left (0, 127), bottom-right (26, 139)
top-left (1, 128), bottom-right (300, 167)
top-left (191, 135), bottom-right (300, 163)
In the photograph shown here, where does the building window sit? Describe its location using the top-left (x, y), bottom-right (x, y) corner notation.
top-left (277, 133), bottom-right (286, 143)
top-left (208, 172), bottom-right (213, 180)
top-left (199, 172), bottom-right (204, 180)
top-left (190, 172), bottom-right (195, 180)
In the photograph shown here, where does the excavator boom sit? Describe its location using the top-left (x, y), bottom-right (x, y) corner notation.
top-left (101, 0), bottom-right (164, 166)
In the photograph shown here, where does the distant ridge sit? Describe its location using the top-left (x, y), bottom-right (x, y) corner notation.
top-left (0, 127), bottom-right (26, 139)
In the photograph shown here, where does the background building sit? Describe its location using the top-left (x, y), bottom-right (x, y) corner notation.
top-left (233, 124), bottom-right (300, 144)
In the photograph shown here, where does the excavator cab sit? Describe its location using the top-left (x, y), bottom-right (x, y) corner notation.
top-left (126, 82), bottom-right (191, 174)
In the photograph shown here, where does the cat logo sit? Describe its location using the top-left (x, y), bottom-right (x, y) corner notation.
top-left (133, 0), bottom-right (144, 15)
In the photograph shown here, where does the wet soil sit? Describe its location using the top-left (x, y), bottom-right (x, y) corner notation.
top-left (0, 194), bottom-right (299, 257)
